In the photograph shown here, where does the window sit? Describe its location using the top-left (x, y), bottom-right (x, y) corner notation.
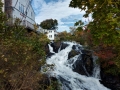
top-left (49, 35), bottom-right (52, 38)
top-left (19, 3), bottom-right (24, 14)
top-left (19, 2), bottom-right (20, 11)
top-left (25, 6), bottom-right (30, 15)
top-left (49, 30), bottom-right (52, 33)
top-left (21, 4), bottom-right (24, 14)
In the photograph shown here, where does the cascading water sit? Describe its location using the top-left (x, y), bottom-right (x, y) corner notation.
top-left (42, 42), bottom-right (110, 90)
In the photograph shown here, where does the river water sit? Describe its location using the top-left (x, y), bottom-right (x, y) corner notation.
top-left (42, 42), bottom-right (110, 90)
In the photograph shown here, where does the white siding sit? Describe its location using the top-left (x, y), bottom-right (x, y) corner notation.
top-left (37, 27), bottom-right (57, 41)
top-left (8, 0), bottom-right (35, 30)
top-left (1, 0), bottom-right (4, 12)
top-left (47, 30), bottom-right (55, 41)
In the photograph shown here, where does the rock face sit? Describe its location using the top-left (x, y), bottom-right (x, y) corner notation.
top-left (68, 50), bottom-right (79, 59)
top-left (45, 41), bottom-right (68, 57)
top-left (100, 69), bottom-right (120, 90)
top-left (72, 51), bottom-right (93, 76)
top-left (45, 41), bottom-right (94, 76)
top-left (60, 42), bottom-right (69, 51)
top-left (50, 41), bottom-right (61, 53)
top-left (45, 43), bottom-right (50, 54)
top-left (45, 41), bottom-right (120, 90)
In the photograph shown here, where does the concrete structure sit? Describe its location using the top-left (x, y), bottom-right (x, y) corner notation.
top-left (2, 0), bottom-right (35, 30)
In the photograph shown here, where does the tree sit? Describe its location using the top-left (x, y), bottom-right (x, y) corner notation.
top-left (40, 19), bottom-right (58, 30)
top-left (69, 0), bottom-right (120, 74)
top-left (69, 0), bottom-right (120, 45)
top-left (69, 26), bottom-right (76, 35)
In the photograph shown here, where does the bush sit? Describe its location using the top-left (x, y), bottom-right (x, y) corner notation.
top-left (0, 1), bottom-right (54, 89)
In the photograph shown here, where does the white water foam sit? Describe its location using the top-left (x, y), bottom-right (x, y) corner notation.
top-left (48, 44), bottom-right (55, 53)
top-left (44, 42), bottom-right (110, 90)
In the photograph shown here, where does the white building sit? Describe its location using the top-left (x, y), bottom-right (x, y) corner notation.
top-left (37, 27), bottom-right (58, 41)
top-left (47, 29), bottom-right (57, 41)
top-left (2, 0), bottom-right (35, 30)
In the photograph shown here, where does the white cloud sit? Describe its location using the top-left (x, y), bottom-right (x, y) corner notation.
top-left (63, 22), bottom-right (75, 24)
top-left (32, 0), bottom-right (85, 32)
top-left (58, 25), bottom-right (71, 32)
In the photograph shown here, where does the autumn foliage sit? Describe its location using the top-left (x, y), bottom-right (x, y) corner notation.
top-left (94, 46), bottom-right (116, 67)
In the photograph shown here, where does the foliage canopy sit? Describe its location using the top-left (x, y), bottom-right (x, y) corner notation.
top-left (40, 19), bottom-right (58, 30)
top-left (69, 0), bottom-right (120, 75)
top-left (69, 0), bottom-right (120, 45)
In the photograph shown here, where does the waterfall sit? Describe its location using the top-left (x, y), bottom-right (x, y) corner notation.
top-left (48, 44), bottom-right (55, 53)
top-left (43, 42), bottom-right (110, 90)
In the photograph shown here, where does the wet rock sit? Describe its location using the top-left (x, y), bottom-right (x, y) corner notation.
top-left (47, 53), bottom-right (55, 58)
top-left (81, 49), bottom-right (93, 56)
top-left (45, 42), bottom-right (69, 54)
top-left (72, 45), bottom-right (82, 51)
top-left (50, 41), bottom-right (61, 53)
top-left (82, 54), bottom-right (93, 76)
top-left (73, 52), bottom-right (93, 76)
top-left (72, 45), bottom-right (76, 50)
top-left (50, 77), bottom-right (58, 81)
top-left (60, 43), bottom-right (69, 51)
top-left (68, 50), bottom-right (79, 59)
top-left (73, 56), bottom-right (88, 76)
top-left (100, 70), bottom-right (120, 90)
top-left (45, 43), bottom-right (50, 54)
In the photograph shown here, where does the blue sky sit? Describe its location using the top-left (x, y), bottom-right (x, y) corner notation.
top-left (31, 0), bottom-right (92, 32)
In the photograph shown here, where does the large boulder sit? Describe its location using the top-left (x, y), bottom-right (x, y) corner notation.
top-left (47, 53), bottom-right (55, 58)
top-left (45, 43), bottom-right (50, 54)
top-left (100, 69), bottom-right (120, 90)
top-left (50, 41), bottom-right (61, 53)
top-left (45, 41), bottom-right (69, 58)
top-left (73, 50), bottom-right (93, 76)
top-left (82, 54), bottom-right (93, 75)
top-left (68, 50), bottom-right (79, 59)
top-left (45, 41), bottom-right (70, 54)
top-left (50, 41), bottom-right (69, 52)
top-left (60, 42), bottom-right (69, 51)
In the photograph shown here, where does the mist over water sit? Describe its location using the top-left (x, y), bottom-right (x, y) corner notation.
top-left (43, 42), bottom-right (110, 90)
